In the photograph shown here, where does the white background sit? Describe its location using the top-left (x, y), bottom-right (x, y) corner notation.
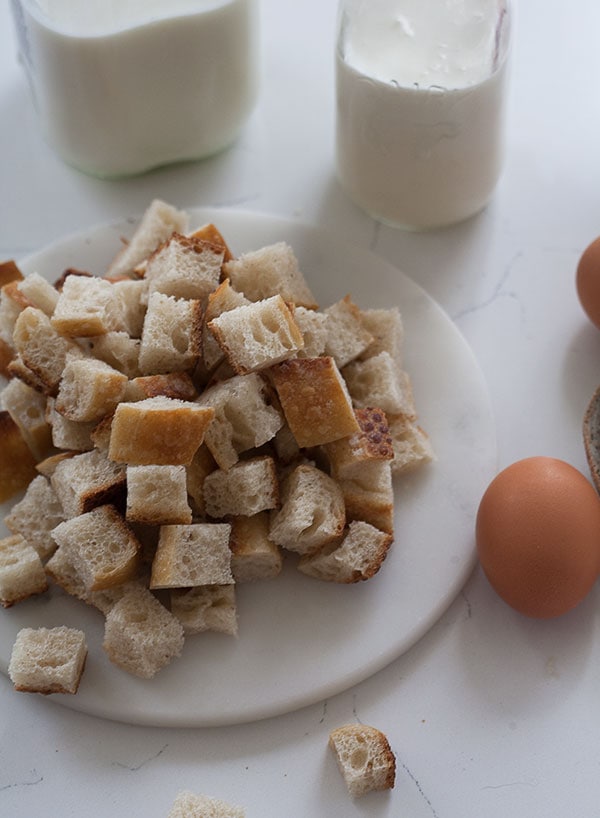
top-left (1, 0), bottom-right (600, 815)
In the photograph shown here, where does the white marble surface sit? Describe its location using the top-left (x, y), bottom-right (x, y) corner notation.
top-left (2, 0), bottom-right (600, 815)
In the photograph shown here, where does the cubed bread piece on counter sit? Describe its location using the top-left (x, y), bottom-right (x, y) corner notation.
top-left (170, 584), bottom-right (238, 636)
top-left (102, 586), bottom-right (184, 678)
top-left (324, 295), bottom-right (374, 368)
top-left (0, 410), bottom-right (38, 503)
top-left (342, 352), bottom-right (417, 418)
top-left (208, 295), bottom-right (303, 375)
top-left (198, 373), bottom-right (283, 471)
top-left (9, 626), bottom-right (87, 695)
top-left (203, 456), bottom-right (279, 519)
top-left (1, 378), bottom-right (52, 461)
top-left (269, 464), bottom-right (345, 556)
top-left (12, 306), bottom-right (81, 394)
top-left (138, 292), bottom-right (202, 374)
top-left (0, 534), bottom-right (48, 607)
top-left (55, 356), bottom-right (128, 423)
top-left (298, 520), bottom-right (392, 583)
top-left (168, 791), bottom-right (245, 818)
top-left (50, 448), bottom-right (126, 518)
top-left (126, 465), bottom-right (192, 526)
top-left (4, 474), bottom-right (65, 560)
top-left (145, 232), bottom-right (223, 301)
top-left (108, 396), bottom-right (215, 466)
top-left (51, 273), bottom-right (121, 337)
top-left (229, 513), bottom-right (282, 582)
top-left (270, 356), bottom-right (360, 448)
top-left (51, 504), bottom-right (141, 592)
top-left (223, 241), bottom-right (317, 309)
top-left (329, 723), bottom-right (396, 798)
top-left (150, 522), bottom-right (233, 589)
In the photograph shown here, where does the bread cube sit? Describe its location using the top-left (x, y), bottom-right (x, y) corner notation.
top-left (170, 584), bottom-right (238, 635)
top-left (124, 372), bottom-right (197, 402)
top-left (44, 546), bottom-right (89, 602)
top-left (229, 513), bottom-right (282, 582)
top-left (8, 626), bottom-right (87, 694)
top-left (88, 331), bottom-right (141, 379)
top-left (150, 522), bottom-right (233, 589)
top-left (387, 415), bottom-right (435, 474)
top-left (145, 232), bottom-right (223, 300)
top-left (0, 410), bottom-right (38, 503)
top-left (4, 475), bottom-right (65, 560)
top-left (324, 295), bottom-right (374, 367)
top-left (198, 373), bottom-right (283, 470)
top-left (126, 465), bottom-right (192, 525)
top-left (270, 356), bottom-right (360, 448)
top-left (185, 444), bottom-right (217, 518)
top-left (269, 464), bottom-right (345, 556)
top-left (46, 398), bottom-right (95, 452)
top-left (294, 306), bottom-right (329, 358)
top-left (342, 352), bottom-right (417, 418)
top-left (298, 521), bottom-right (393, 583)
top-left (50, 448), bottom-right (126, 518)
top-left (12, 307), bottom-right (81, 394)
top-left (16, 272), bottom-right (59, 317)
top-left (109, 278), bottom-right (147, 337)
top-left (338, 460), bottom-right (395, 534)
top-left (0, 534), bottom-right (48, 607)
top-left (357, 306), bottom-right (404, 365)
top-left (329, 724), bottom-right (396, 798)
top-left (51, 504), bottom-right (141, 592)
top-left (189, 221), bottom-right (234, 261)
top-left (168, 791), bottom-right (245, 818)
top-left (108, 396), bottom-right (215, 466)
top-left (51, 274), bottom-right (121, 337)
top-left (102, 586), bottom-right (184, 678)
top-left (202, 279), bottom-right (250, 371)
top-left (0, 335), bottom-right (15, 378)
top-left (223, 241), bottom-right (317, 308)
top-left (325, 407), bottom-right (394, 479)
top-left (203, 456), bottom-right (279, 519)
top-left (138, 292), bottom-right (202, 374)
top-left (1, 378), bottom-right (52, 461)
top-left (208, 295), bottom-right (304, 375)
top-left (0, 259), bottom-right (23, 287)
top-left (55, 356), bottom-right (128, 423)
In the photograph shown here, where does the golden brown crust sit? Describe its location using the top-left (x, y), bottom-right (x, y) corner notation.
top-left (0, 260), bottom-right (23, 287)
top-left (128, 372), bottom-right (198, 402)
top-left (0, 411), bottom-right (38, 503)
top-left (354, 407), bottom-right (394, 459)
top-left (189, 223), bottom-right (234, 263)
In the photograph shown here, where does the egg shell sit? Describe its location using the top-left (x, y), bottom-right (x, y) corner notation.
top-left (476, 456), bottom-right (600, 619)
top-left (576, 235), bottom-right (600, 329)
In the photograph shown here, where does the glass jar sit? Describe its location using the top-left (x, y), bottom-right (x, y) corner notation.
top-left (10, 0), bottom-right (260, 178)
top-left (335, 0), bottom-right (512, 230)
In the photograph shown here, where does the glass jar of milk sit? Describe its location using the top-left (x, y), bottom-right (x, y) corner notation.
top-left (10, 0), bottom-right (259, 178)
top-left (335, 0), bottom-right (512, 230)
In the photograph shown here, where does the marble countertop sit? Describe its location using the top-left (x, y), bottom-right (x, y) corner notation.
top-left (2, 0), bottom-right (600, 815)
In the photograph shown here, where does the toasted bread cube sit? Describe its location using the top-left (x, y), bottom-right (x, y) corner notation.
top-left (145, 232), bottom-right (224, 300)
top-left (0, 411), bottom-right (38, 502)
top-left (5, 475), bottom-right (65, 561)
top-left (124, 372), bottom-right (197, 402)
top-left (168, 791), bottom-right (245, 818)
top-left (326, 407), bottom-right (394, 479)
top-left (107, 199), bottom-right (190, 279)
top-left (198, 373), bottom-right (283, 470)
top-left (109, 278), bottom-right (147, 337)
top-left (189, 221), bottom-right (234, 260)
top-left (44, 546), bottom-right (89, 603)
top-left (50, 448), bottom-right (126, 518)
top-left (8, 626), bottom-right (87, 694)
top-left (17, 272), bottom-right (60, 317)
top-left (342, 352), bottom-right (417, 418)
top-left (185, 444), bottom-right (217, 518)
top-left (150, 522), bottom-right (233, 589)
top-left (51, 505), bottom-right (141, 592)
top-left (0, 259), bottom-right (23, 287)
top-left (0, 280), bottom-right (32, 345)
top-left (203, 456), bottom-right (279, 519)
top-left (338, 460), bottom-right (394, 534)
top-left (324, 296), bottom-right (374, 368)
top-left (358, 307), bottom-right (404, 364)
top-left (0, 534), bottom-right (48, 607)
top-left (294, 306), bottom-right (329, 358)
top-left (271, 356), bottom-right (360, 448)
top-left (88, 331), bottom-right (141, 379)
top-left (102, 586), bottom-right (184, 678)
top-left (1, 378), bottom-right (52, 461)
top-left (55, 356), bottom-right (128, 423)
top-left (51, 274), bottom-right (121, 337)
top-left (329, 724), bottom-right (396, 798)
top-left (126, 465), bottom-right (192, 525)
top-left (108, 396), bottom-right (215, 466)
top-left (298, 521), bottom-right (393, 583)
top-left (229, 513), bottom-right (283, 582)
top-left (170, 584), bottom-right (238, 635)
top-left (12, 307), bottom-right (81, 393)
top-left (202, 279), bottom-right (250, 371)
top-left (209, 295), bottom-right (304, 375)
top-left (46, 398), bottom-right (95, 452)
top-left (138, 292), bottom-right (202, 374)
top-left (269, 464), bottom-right (346, 555)
top-left (223, 241), bottom-right (317, 308)
top-left (387, 415), bottom-right (435, 474)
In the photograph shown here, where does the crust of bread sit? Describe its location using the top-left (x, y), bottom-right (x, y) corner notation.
top-left (0, 411), bottom-right (38, 502)
top-left (329, 723), bottom-right (396, 798)
top-left (0, 260), bottom-right (23, 287)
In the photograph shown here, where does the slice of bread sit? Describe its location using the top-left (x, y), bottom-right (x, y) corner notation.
top-left (150, 522), bottom-right (233, 589)
top-left (0, 534), bottom-right (48, 607)
top-left (170, 584), bottom-right (238, 635)
top-left (145, 232), bottom-right (223, 301)
top-left (4, 474), bottom-right (65, 561)
top-left (55, 356), bottom-right (128, 423)
top-left (203, 456), bottom-right (279, 519)
top-left (269, 463), bottom-right (345, 556)
top-left (50, 448), bottom-right (126, 518)
top-left (229, 513), bottom-right (283, 582)
top-left (270, 356), bottom-right (360, 448)
top-left (51, 504), bottom-right (141, 591)
top-left (8, 626), bottom-right (87, 694)
top-left (126, 465), bottom-right (192, 525)
top-left (108, 396), bottom-right (215, 466)
top-left (138, 292), bottom-right (202, 375)
top-left (208, 295), bottom-right (304, 375)
top-left (329, 724), bottom-right (396, 798)
top-left (106, 199), bottom-right (190, 278)
top-left (223, 241), bottom-right (317, 308)
top-left (198, 373), bottom-right (283, 471)
top-left (0, 410), bottom-right (38, 502)
top-left (168, 791), bottom-right (245, 818)
top-left (298, 520), bottom-right (393, 583)
top-left (102, 586), bottom-right (185, 678)
top-left (324, 295), bottom-right (374, 367)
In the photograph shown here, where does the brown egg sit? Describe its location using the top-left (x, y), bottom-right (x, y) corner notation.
top-left (576, 235), bottom-right (600, 329)
top-left (476, 456), bottom-right (600, 618)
